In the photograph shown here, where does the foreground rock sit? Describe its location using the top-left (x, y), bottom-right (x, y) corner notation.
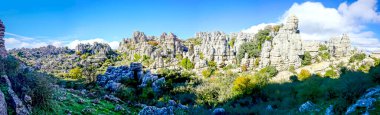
top-left (298, 101), bottom-right (320, 112)
top-left (138, 100), bottom-right (188, 115)
top-left (346, 86), bottom-right (380, 114)
top-left (0, 90), bottom-right (7, 115)
top-left (2, 75), bottom-right (30, 115)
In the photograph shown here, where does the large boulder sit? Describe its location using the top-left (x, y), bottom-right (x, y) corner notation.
top-left (212, 108), bottom-right (226, 115)
top-left (138, 106), bottom-right (174, 115)
top-left (0, 90), bottom-right (7, 115)
top-left (267, 15), bottom-right (304, 71)
top-left (298, 101), bottom-right (320, 112)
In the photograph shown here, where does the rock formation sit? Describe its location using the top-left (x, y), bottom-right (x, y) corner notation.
top-left (0, 19), bottom-right (7, 57)
top-left (75, 42), bottom-right (114, 56)
top-left (328, 34), bottom-right (351, 58)
top-left (260, 15), bottom-right (304, 70)
top-left (0, 89), bottom-right (7, 115)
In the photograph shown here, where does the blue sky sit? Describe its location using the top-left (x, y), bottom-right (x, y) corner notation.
top-left (1, 0), bottom-right (379, 51)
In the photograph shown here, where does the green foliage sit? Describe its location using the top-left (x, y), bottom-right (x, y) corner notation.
top-left (325, 69), bottom-right (338, 78)
top-left (199, 52), bottom-right (204, 59)
top-left (207, 60), bottom-right (217, 70)
top-left (133, 53), bottom-right (142, 62)
top-left (68, 67), bottom-right (83, 79)
top-left (116, 86), bottom-right (136, 101)
top-left (202, 69), bottom-right (213, 78)
top-left (258, 66), bottom-right (278, 78)
top-left (237, 42), bottom-right (261, 61)
top-left (349, 53), bottom-right (366, 63)
top-left (180, 57), bottom-right (194, 70)
top-left (302, 51), bottom-right (312, 66)
top-left (229, 37), bottom-right (236, 48)
top-left (255, 28), bottom-right (273, 49)
top-left (1, 55), bottom-right (20, 76)
top-left (298, 69), bottom-right (311, 81)
top-left (318, 44), bottom-right (328, 51)
top-left (140, 87), bottom-right (155, 101)
top-left (288, 65), bottom-right (296, 74)
top-left (187, 37), bottom-right (202, 45)
top-left (319, 52), bottom-right (331, 60)
top-left (232, 75), bottom-right (256, 96)
top-left (80, 53), bottom-right (90, 59)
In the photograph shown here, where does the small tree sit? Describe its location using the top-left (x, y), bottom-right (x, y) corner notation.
top-left (325, 69), bottom-right (338, 78)
top-left (302, 51), bottom-right (312, 66)
top-left (232, 75), bottom-right (256, 96)
top-left (180, 57), bottom-right (194, 70)
top-left (133, 54), bottom-right (142, 62)
top-left (298, 69), bottom-right (311, 81)
top-left (69, 67), bottom-right (83, 79)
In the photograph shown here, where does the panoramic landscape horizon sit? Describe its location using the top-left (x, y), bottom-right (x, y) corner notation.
top-left (1, 0), bottom-right (380, 114)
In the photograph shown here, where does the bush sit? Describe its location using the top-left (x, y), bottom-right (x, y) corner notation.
top-left (69, 67), bottom-right (83, 79)
top-left (319, 52), bottom-right (331, 60)
top-left (325, 69), bottom-right (338, 78)
top-left (302, 51), bottom-right (312, 66)
top-left (180, 57), bottom-right (194, 70)
top-left (232, 75), bottom-right (258, 97)
top-left (258, 66), bottom-right (278, 78)
top-left (298, 69), bottom-right (311, 81)
top-left (237, 42), bottom-right (261, 61)
top-left (318, 45), bottom-right (328, 51)
top-left (202, 69), bottom-right (213, 78)
top-left (116, 86), bottom-right (136, 101)
top-left (133, 54), bottom-right (142, 62)
top-left (349, 53), bottom-right (366, 63)
top-left (229, 37), bottom-right (236, 48)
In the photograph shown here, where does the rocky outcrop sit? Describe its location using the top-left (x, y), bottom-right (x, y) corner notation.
top-left (0, 19), bottom-right (7, 57)
top-left (260, 15), bottom-right (303, 70)
top-left (298, 101), bottom-right (320, 112)
top-left (138, 100), bottom-right (188, 115)
top-left (346, 86), bottom-right (380, 114)
top-left (0, 90), bottom-right (7, 115)
top-left (118, 31), bottom-right (186, 69)
top-left (194, 31), bottom-right (233, 66)
top-left (328, 34), bottom-right (351, 58)
top-left (1, 75), bottom-right (30, 115)
top-left (212, 108), bottom-right (226, 115)
top-left (75, 42), bottom-right (114, 56)
top-left (97, 63), bottom-right (165, 93)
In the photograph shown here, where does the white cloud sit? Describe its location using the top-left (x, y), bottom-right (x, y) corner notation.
top-left (4, 33), bottom-right (119, 50)
top-left (243, 0), bottom-right (380, 52)
top-left (66, 38), bottom-right (119, 49)
top-left (241, 23), bottom-right (277, 33)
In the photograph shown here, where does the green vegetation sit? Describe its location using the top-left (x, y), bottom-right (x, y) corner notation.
top-left (318, 44), bottom-right (328, 51)
top-left (69, 67), bottom-right (83, 79)
top-left (133, 54), bottom-right (142, 62)
top-left (349, 53), bottom-right (366, 63)
top-left (147, 40), bottom-right (159, 46)
top-left (325, 69), bottom-right (338, 78)
top-left (298, 69), bottom-right (311, 81)
top-left (229, 37), bottom-right (236, 48)
top-left (180, 57), bottom-right (194, 70)
top-left (237, 42), bottom-right (261, 61)
top-left (302, 51), bottom-right (312, 66)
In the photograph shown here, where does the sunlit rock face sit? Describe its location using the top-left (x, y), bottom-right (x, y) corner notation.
top-left (0, 20), bottom-right (7, 57)
top-left (261, 15), bottom-right (304, 71)
top-left (328, 34), bottom-right (351, 58)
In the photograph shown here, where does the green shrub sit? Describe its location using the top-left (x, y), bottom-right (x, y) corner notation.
top-left (133, 54), bottom-right (142, 62)
top-left (237, 42), bottom-right (261, 61)
top-left (325, 69), bottom-right (338, 78)
top-left (298, 69), bottom-right (311, 81)
top-left (140, 87), bottom-right (155, 101)
top-left (232, 75), bottom-right (257, 96)
top-left (302, 51), bottom-right (312, 66)
top-left (241, 65), bottom-right (248, 72)
top-left (229, 37), bottom-right (236, 48)
top-left (318, 44), bottom-right (328, 51)
top-left (202, 69), bottom-right (213, 78)
top-left (116, 86), bottom-right (136, 101)
top-left (349, 53), bottom-right (366, 63)
top-left (69, 67), bottom-right (83, 79)
top-left (180, 57), bottom-right (194, 70)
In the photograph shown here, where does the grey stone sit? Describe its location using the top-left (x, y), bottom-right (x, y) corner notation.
top-left (299, 101), bottom-right (320, 112)
top-left (212, 108), bottom-right (226, 115)
top-left (0, 19), bottom-right (7, 57)
top-left (0, 90), bottom-right (7, 115)
top-left (138, 106), bottom-right (174, 115)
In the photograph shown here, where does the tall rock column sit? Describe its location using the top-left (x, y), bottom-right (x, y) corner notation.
top-left (328, 34), bottom-right (351, 58)
top-left (0, 19), bottom-right (7, 57)
top-left (268, 15), bottom-right (303, 70)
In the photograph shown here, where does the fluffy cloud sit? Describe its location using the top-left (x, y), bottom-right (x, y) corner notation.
top-left (241, 23), bottom-right (277, 34)
top-left (67, 38), bottom-right (119, 49)
top-left (4, 33), bottom-right (119, 50)
top-left (243, 0), bottom-right (380, 52)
